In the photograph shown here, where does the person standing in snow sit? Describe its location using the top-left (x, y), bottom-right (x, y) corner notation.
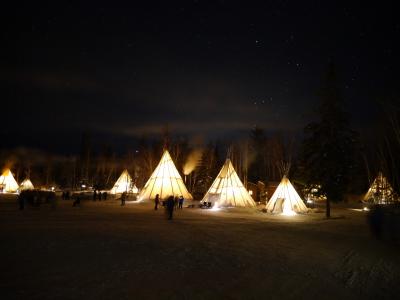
top-left (98, 190), bottom-right (102, 201)
top-left (174, 196), bottom-right (179, 210)
top-left (121, 191), bottom-right (127, 206)
top-left (166, 196), bottom-right (175, 220)
top-left (154, 194), bottom-right (160, 210)
top-left (178, 195), bottom-right (184, 209)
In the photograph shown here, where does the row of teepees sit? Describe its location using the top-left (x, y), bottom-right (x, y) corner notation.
top-left (0, 169), bottom-right (34, 193)
top-left (132, 150), bottom-right (308, 214)
top-left (3, 149), bottom-right (396, 213)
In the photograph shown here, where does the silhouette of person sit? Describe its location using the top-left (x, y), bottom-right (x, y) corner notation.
top-left (73, 194), bottom-right (81, 207)
top-left (178, 195), bottom-right (184, 209)
top-left (154, 194), bottom-right (160, 210)
top-left (174, 196), bottom-right (178, 210)
top-left (121, 191), bottom-right (127, 206)
top-left (166, 196), bottom-right (175, 220)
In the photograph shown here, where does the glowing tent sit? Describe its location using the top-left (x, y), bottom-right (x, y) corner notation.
top-left (110, 169), bottom-right (134, 194)
top-left (202, 159), bottom-right (256, 208)
top-left (20, 178), bottom-right (34, 191)
top-left (0, 169), bottom-right (19, 193)
top-left (138, 150), bottom-right (192, 201)
top-left (364, 172), bottom-right (397, 204)
top-left (266, 176), bottom-right (308, 214)
top-left (131, 184), bottom-right (139, 194)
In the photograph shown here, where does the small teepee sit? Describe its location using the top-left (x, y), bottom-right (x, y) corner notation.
top-left (20, 179), bottom-right (34, 191)
top-left (110, 169), bottom-right (134, 194)
top-left (0, 169), bottom-right (19, 193)
top-left (266, 176), bottom-right (308, 214)
top-left (138, 150), bottom-right (192, 201)
top-left (364, 172), bottom-right (397, 204)
top-left (202, 159), bottom-right (256, 207)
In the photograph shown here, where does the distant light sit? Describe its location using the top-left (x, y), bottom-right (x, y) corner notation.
top-left (81, 184), bottom-right (86, 188)
top-left (363, 207), bottom-right (370, 211)
top-left (249, 190), bottom-right (253, 195)
top-left (306, 199), bottom-right (313, 204)
top-left (51, 187), bottom-right (55, 191)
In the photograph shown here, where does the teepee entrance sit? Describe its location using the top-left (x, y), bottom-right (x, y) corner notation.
top-left (202, 159), bottom-right (256, 208)
top-left (138, 150), bottom-right (192, 201)
top-left (266, 176), bottom-right (308, 214)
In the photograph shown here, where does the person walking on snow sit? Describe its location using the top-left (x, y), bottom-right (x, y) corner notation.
top-left (154, 194), bottom-right (160, 210)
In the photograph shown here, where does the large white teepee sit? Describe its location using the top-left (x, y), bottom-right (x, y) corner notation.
top-left (110, 169), bottom-right (134, 194)
top-left (0, 169), bottom-right (19, 193)
top-left (202, 159), bottom-right (256, 208)
top-left (20, 179), bottom-right (34, 191)
top-left (138, 150), bottom-right (192, 201)
top-left (266, 176), bottom-right (308, 214)
top-left (364, 172), bottom-right (397, 204)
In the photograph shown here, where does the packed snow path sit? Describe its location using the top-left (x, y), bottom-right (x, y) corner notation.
top-left (0, 197), bottom-right (399, 299)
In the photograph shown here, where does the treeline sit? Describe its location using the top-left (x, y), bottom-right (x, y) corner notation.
top-left (1, 63), bottom-right (399, 204)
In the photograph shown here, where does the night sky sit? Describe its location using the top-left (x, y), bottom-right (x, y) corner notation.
top-left (3, 1), bottom-right (399, 153)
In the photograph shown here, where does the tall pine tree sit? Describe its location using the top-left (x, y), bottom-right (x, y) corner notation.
top-left (299, 62), bottom-right (357, 217)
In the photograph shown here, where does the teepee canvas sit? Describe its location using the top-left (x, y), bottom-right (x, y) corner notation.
top-left (202, 159), bottom-right (256, 207)
top-left (110, 169), bottom-right (134, 194)
top-left (20, 179), bottom-right (34, 191)
top-left (131, 184), bottom-right (139, 194)
top-left (0, 169), bottom-right (19, 193)
top-left (138, 150), bottom-right (192, 201)
top-left (266, 176), bottom-right (308, 214)
top-left (364, 172), bottom-right (397, 204)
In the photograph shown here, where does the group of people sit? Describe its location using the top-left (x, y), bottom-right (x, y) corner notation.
top-left (61, 191), bottom-right (71, 200)
top-left (18, 190), bottom-right (57, 210)
top-left (93, 190), bottom-right (108, 201)
top-left (154, 194), bottom-right (185, 220)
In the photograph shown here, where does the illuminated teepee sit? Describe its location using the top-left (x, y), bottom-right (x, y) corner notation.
top-left (364, 172), bottom-right (397, 204)
top-left (266, 176), bottom-right (308, 214)
top-left (20, 178), bottom-right (34, 191)
top-left (110, 169), bottom-right (134, 194)
top-left (202, 159), bottom-right (256, 208)
top-left (0, 169), bottom-right (19, 193)
top-left (138, 150), bottom-right (192, 201)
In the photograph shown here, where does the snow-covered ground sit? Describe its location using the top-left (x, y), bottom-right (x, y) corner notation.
top-left (0, 195), bottom-right (399, 299)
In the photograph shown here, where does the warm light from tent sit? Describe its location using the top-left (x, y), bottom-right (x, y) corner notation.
top-left (281, 210), bottom-right (296, 216)
top-left (282, 206), bottom-right (296, 216)
top-left (211, 202), bottom-right (220, 211)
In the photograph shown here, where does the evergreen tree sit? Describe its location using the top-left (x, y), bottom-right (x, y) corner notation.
top-left (299, 62), bottom-right (357, 217)
top-left (248, 126), bottom-right (267, 183)
top-left (193, 142), bottom-right (220, 198)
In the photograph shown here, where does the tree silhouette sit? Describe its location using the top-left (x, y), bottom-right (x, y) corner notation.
top-left (299, 62), bottom-right (357, 217)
